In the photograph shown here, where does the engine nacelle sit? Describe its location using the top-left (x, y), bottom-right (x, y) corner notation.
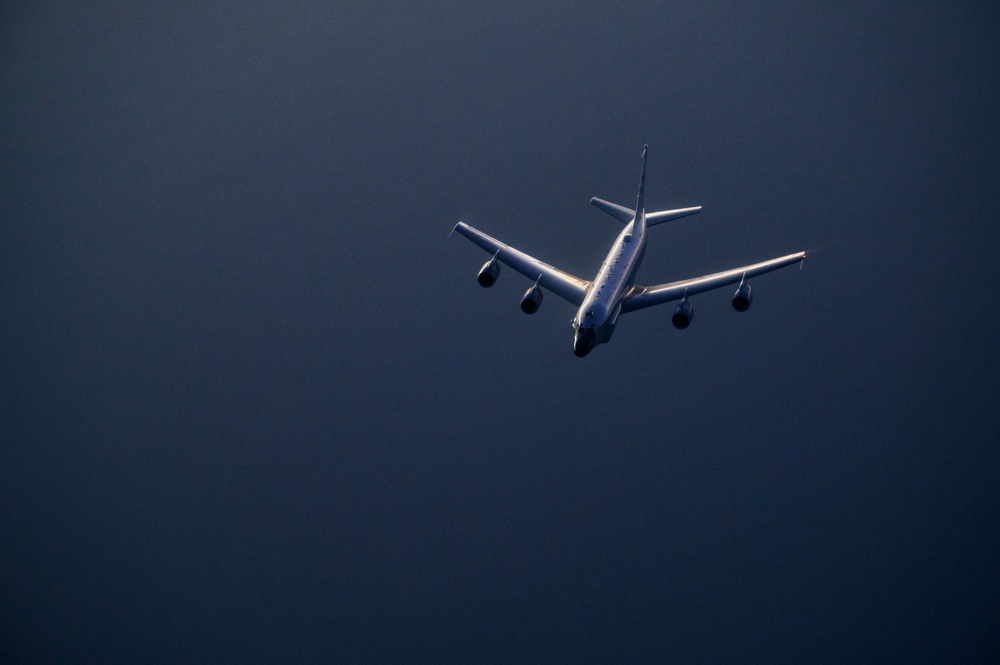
top-left (672, 299), bottom-right (693, 329)
top-left (520, 284), bottom-right (543, 314)
top-left (732, 282), bottom-right (753, 312)
top-left (477, 257), bottom-right (501, 287)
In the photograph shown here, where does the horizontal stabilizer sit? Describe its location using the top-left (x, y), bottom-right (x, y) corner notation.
top-left (590, 197), bottom-right (635, 223)
top-left (645, 206), bottom-right (702, 226)
top-left (591, 198), bottom-right (702, 227)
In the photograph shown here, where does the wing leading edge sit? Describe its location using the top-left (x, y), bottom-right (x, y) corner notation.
top-left (622, 252), bottom-right (806, 313)
top-left (453, 222), bottom-right (591, 306)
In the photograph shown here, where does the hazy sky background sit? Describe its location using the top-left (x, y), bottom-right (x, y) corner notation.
top-left (3, 1), bottom-right (999, 662)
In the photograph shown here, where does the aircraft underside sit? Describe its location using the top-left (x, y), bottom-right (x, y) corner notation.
top-left (452, 145), bottom-right (805, 356)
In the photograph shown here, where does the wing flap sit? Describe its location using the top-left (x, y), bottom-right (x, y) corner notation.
top-left (622, 251), bottom-right (805, 313)
top-left (453, 222), bottom-right (591, 306)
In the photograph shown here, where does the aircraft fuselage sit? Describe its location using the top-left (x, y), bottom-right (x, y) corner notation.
top-left (452, 143), bottom-right (806, 358)
top-left (572, 217), bottom-right (646, 356)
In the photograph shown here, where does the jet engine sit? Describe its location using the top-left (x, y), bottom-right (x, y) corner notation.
top-left (671, 299), bottom-right (693, 329)
top-left (520, 283), bottom-right (543, 314)
top-left (477, 257), bottom-right (501, 287)
top-left (732, 281), bottom-right (753, 312)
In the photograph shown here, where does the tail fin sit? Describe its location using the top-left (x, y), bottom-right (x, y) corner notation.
top-left (634, 144), bottom-right (648, 232)
top-left (636, 144), bottom-right (648, 215)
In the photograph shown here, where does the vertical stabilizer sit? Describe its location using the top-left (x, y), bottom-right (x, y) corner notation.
top-left (634, 144), bottom-right (649, 233)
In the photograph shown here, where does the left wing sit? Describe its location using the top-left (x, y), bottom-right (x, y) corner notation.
top-left (622, 252), bottom-right (805, 313)
top-left (453, 222), bottom-right (591, 306)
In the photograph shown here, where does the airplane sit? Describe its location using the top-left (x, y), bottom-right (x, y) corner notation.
top-left (452, 145), bottom-right (806, 357)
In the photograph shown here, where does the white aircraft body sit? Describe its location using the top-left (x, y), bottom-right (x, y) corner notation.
top-left (453, 145), bottom-right (805, 357)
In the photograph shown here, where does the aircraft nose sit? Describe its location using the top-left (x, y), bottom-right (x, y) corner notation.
top-left (573, 329), bottom-right (596, 357)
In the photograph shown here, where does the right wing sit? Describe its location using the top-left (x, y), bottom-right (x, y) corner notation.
top-left (453, 222), bottom-right (591, 306)
top-left (622, 252), bottom-right (805, 313)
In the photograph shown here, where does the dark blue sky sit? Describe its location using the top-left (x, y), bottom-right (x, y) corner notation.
top-left (3, 1), bottom-right (999, 662)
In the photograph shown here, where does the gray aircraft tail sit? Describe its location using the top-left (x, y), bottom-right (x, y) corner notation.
top-left (633, 145), bottom-right (648, 233)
